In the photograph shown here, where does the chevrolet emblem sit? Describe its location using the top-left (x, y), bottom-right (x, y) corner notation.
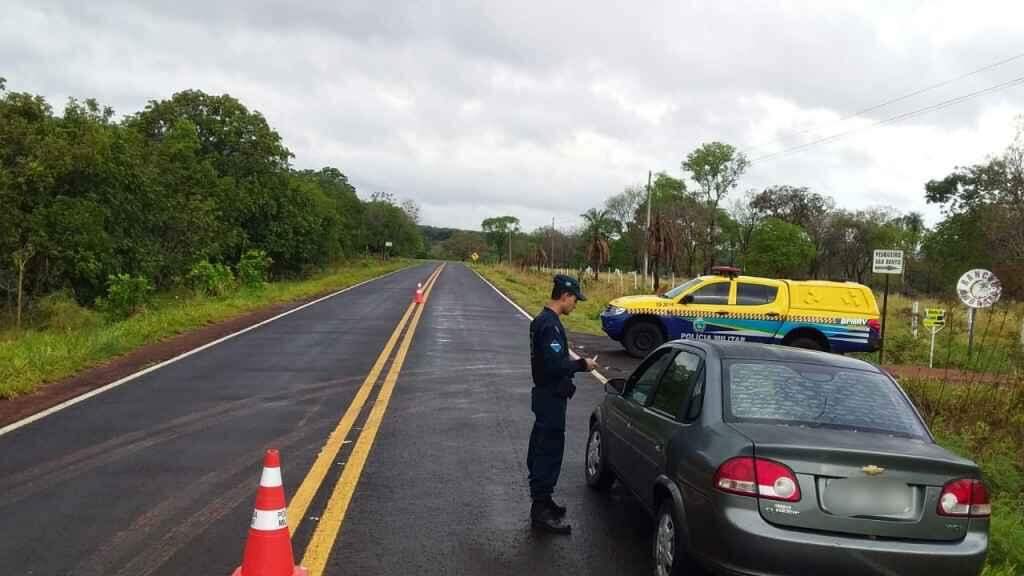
top-left (862, 465), bottom-right (885, 476)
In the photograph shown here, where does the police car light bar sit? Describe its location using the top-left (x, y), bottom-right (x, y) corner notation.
top-left (710, 265), bottom-right (742, 278)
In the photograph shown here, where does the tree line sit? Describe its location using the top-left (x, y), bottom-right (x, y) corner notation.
top-left (434, 131), bottom-right (1022, 299)
top-left (0, 79), bottom-right (423, 324)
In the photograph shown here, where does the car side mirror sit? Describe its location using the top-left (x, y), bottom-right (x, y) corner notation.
top-left (681, 294), bottom-right (694, 304)
top-left (605, 378), bottom-right (626, 395)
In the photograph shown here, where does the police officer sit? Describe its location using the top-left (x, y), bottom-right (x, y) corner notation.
top-left (528, 274), bottom-right (597, 534)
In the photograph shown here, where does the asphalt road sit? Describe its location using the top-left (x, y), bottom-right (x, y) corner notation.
top-left (0, 262), bottom-right (656, 576)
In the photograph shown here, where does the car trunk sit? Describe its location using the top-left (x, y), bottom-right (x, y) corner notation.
top-left (730, 423), bottom-right (979, 542)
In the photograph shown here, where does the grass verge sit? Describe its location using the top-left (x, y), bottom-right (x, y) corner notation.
top-left (0, 259), bottom-right (411, 399)
top-left (473, 264), bottom-right (643, 334)
top-left (904, 378), bottom-right (1024, 575)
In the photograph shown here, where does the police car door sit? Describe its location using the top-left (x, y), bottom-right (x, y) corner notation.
top-left (731, 281), bottom-right (785, 344)
top-left (676, 280), bottom-right (732, 342)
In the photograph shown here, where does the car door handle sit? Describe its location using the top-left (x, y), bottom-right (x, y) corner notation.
top-left (655, 444), bottom-right (663, 453)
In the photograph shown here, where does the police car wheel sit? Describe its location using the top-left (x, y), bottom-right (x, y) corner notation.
top-left (585, 425), bottom-right (615, 490)
top-left (624, 321), bottom-right (664, 358)
top-left (788, 336), bottom-right (824, 351)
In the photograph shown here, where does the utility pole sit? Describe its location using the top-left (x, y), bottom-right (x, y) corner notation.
top-left (643, 170), bottom-right (652, 284)
top-left (550, 217), bottom-right (555, 269)
top-left (508, 228), bottom-right (512, 265)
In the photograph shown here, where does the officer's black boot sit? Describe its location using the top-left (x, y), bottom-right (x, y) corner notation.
top-left (531, 500), bottom-right (571, 534)
top-left (545, 497), bottom-right (567, 517)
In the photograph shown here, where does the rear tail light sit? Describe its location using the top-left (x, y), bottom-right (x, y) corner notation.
top-left (867, 319), bottom-right (881, 332)
top-left (938, 479), bottom-right (991, 517)
top-left (714, 457), bottom-right (801, 502)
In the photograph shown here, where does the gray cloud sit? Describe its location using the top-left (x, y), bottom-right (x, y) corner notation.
top-left (5, 0), bottom-right (1024, 231)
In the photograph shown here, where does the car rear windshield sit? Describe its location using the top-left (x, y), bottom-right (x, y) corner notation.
top-left (723, 361), bottom-right (927, 438)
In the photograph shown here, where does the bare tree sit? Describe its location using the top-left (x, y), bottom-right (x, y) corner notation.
top-left (12, 244), bottom-right (34, 329)
top-left (604, 186), bottom-right (645, 229)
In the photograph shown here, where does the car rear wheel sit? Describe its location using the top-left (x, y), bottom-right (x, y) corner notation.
top-left (788, 336), bottom-right (824, 351)
top-left (624, 320), bottom-right (664, 358)
top-left (654, 500), bottom-right (695, 576)
top-left (585, 425), bottom-right (615, 490)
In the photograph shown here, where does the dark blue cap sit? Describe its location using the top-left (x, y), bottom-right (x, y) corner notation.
top-left (553, 274), bottom-right (586, 301)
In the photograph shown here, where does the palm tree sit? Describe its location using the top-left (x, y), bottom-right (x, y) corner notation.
top-left (581, 208), bottom-right (616, 279)
top-left (647, 210), bottom-right (679, 293)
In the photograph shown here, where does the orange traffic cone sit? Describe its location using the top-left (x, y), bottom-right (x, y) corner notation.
top-left (232, 449), bottom-right (308, 576)
top-left (414, 282), bottom-right (424, 304)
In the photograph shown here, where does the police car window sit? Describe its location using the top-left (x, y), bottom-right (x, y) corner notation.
top-left (650, 350), bottom-right (702, 419)
top-left (626, 350), bottom-right (675, 406)
top-left (689, 282), bottom-right (729, 305)
top-left (664, 278), bottom-right (702, 299)
top-left (736, 283), bottom-right (778, 306)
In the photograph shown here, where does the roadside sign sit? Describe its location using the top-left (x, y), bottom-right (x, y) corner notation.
top-left (923, 308), bottom-right (946, 368)
top-left (872, 250), bottom-right (904, 274)
top-left (873, 249), bottom-right (903, 364)
top-left (385, 241), bottom-right (393, 248)
top-left (923, 308), bottom-right (946, 329)
top-left (470, 252), bottom-right (479, 262)
top-left (957, 269), bottom-right (1001, 360)
top-left (957, 269), bottom-right (1001, 309)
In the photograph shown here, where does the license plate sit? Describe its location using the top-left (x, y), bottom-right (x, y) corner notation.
top-left (821, 478), bottom-right (912, 517)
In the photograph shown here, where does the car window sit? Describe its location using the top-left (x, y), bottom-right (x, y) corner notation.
top-left (736, 283), bottom-right (778, 306)
top-left (684, 367), bottom-right (705, 422)
top-left (650, 350), bottom-right (702, 418)
top-left (723, 361), bottom-right (927, 438)
top-left (664, 277), bottom-right (702, 299)
top-left (625, 349), bottom-right (675, 405)
top-left (689, 282), bottom-right (730, 305)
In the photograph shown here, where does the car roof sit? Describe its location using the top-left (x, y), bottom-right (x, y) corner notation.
top-left (665, 340), bottom-right (881, 372)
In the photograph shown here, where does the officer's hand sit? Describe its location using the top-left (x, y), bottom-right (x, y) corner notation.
top-left (584, 355), bottom-right (598, 371)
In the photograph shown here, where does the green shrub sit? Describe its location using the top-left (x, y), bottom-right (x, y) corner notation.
top-left (187, 260), bottom-right (235, 296)
top-left (33, 290), bottom-right (102, 331)
top-left (238, 249), bottom-right (273, 288)
top-left (96, 274), bottom-right (154, 319)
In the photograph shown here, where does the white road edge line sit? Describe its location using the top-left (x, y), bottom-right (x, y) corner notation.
top-left (471, 267), bottom-right (608, 385)
top-left (0, 266), bottom-right (415, 438)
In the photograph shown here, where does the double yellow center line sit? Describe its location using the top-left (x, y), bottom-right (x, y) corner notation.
top-left (289, 263), bottom-right (445, 576)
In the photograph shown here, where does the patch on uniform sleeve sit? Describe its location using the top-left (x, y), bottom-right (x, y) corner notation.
top-left (550, 340), bottom-right (562, 353)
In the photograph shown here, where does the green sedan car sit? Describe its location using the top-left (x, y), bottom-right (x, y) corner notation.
top-left (586, 341), bottom-right (989, 576)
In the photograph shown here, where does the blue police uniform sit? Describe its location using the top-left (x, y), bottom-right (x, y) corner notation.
top-left (527, 283), bottom-right (588, 503)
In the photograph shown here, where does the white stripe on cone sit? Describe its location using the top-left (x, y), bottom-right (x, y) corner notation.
top-left (251, 507), bottom-right (289, 531)
top-left (260, 466), bottom-right (282, 488)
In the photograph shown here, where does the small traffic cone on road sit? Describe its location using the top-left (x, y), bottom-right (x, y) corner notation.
top-left (232, 449), bottom-right (308, 576)
top-left (414, 282), bottom-right (425, 304)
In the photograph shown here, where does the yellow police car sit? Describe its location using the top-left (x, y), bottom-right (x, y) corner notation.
top-left (601, 267), bottom-right (881, 357)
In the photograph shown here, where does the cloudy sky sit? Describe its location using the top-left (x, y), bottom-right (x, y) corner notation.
top-left (4, 0), bottom-right (1024, 231)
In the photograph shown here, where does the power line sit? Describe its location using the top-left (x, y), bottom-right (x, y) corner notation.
top-left (746, 50), bottom-right (1024, 157)
top-left (805, 51), bottom-right (1024, 136)
top-left (751, 73), bottom-right (1024, 163)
